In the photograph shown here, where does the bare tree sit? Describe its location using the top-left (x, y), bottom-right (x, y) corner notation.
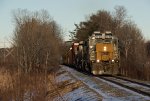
top-left (8, 9), bottom-right (63, 100)
top-left (12, 9), bottom-right (63, 73)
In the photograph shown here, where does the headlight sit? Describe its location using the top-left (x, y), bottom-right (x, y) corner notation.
top-left (97, 59), bottom-right (100, 62)
top-left (92, 37), bottom-right (95, 39)
top-left (90, 46), bottom-right (93, 48)
top-left (104, 46), bottom-right (107, 51)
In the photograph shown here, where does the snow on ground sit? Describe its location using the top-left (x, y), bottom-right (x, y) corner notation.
top-left (50, 67), bottom-right (103, 101)
top-left (61, 65), bottom-right (150, 101)
top-left (104, 77), bottom-right (150, 94)
top-left (119, 76), bottom-right (150, 86)
top-left (96, 77), bottom-right (150, 100)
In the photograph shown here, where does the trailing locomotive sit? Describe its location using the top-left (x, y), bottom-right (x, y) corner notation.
top-left (63, 31), bottom-right (120, 75)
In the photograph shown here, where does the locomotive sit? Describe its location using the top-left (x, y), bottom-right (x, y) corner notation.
top-left (63, 31), bottom-right (120, 75)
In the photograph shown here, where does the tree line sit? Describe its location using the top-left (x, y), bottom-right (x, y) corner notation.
top-left (12, 9), bottom-right (63, 73)
top-left (0, 9), bottom-right (63, 100)
top-left (70, 6), bottom-right (149, 80)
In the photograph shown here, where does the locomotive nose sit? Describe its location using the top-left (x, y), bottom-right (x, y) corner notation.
top-left (96, 43), bottom-right (113, 62)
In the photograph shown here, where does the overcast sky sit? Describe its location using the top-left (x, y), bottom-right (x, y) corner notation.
top-left (0, 0), bottom-right (150, 46)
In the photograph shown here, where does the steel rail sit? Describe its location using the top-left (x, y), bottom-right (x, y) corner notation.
top-left (99, 76), bottom-right (150, 97)
top-left (112, 75), bottom-right (150, 88)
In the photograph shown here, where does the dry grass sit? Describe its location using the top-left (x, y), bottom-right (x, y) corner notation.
top-left (0, 67), bottom-right (12, 91)
top-left (0, 67), bottom-right (13, 101)
top-left (0, 67), bottom-right (52, 101)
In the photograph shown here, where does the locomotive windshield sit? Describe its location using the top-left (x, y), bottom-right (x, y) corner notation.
top-left (94, 32), bottom-right (113, 43)
top-left (96, 38), bottom-right (112, 43)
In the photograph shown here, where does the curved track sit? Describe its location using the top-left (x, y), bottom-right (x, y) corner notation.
top-left (112, 76), bottom-right (150, 88)
top-left (99, 76), bottom-right (150, 97)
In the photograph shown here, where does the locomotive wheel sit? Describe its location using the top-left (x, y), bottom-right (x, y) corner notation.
top-left (79, 63), bottom-right (83, 70)
top-left (84, 62), bottom-right (88, 71)
top-left (88, 65), bottom-right (92, 74)
top-left (85, 62), bottom-right (91, 73)
top-left (80, 61), bottom-right (84, 71)
top-left (77, 60), bottom-right (82, 70)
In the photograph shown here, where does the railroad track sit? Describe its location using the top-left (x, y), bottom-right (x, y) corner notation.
top-left (112, 76), bottom-right (150, 88)
top-left (99, 76), bottom-right (150, 97)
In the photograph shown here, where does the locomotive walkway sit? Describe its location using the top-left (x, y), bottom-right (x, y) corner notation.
top-left (46, 65), bottom-right (150, 101)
